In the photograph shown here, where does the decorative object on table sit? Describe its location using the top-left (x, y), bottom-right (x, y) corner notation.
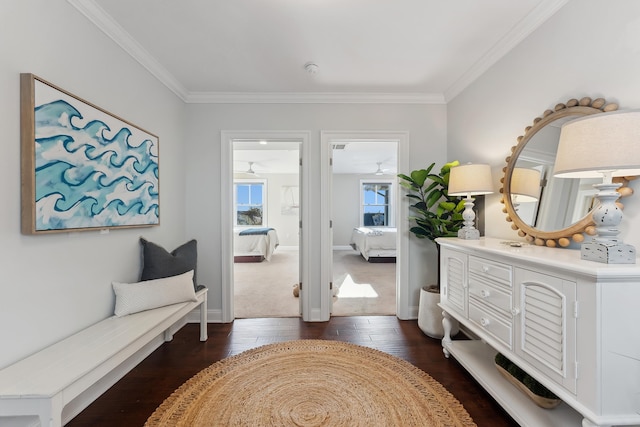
top-left (494, 353), bottom-right (561, 409)
top-left (554, 110), bottom-right (640, 263)
top-left (448, 163), bottom-right (494, 240)
top-left (398, 161), bottom-right (465, 338)
top-left (20, 73), bottom-right (159, 234)
top-left (145, 340), bottom-right (477, 427)
top-left (500, 97), bottom-right (636, 248)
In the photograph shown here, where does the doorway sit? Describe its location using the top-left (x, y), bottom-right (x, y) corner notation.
top-left (232, 140), bottom-right (301, 318)
top-left (320, 131), bottom-right (410, 320)
top-left (330, 141), bottom-right (398, 316)
top-left (220, 131), bottom-right (311, 322)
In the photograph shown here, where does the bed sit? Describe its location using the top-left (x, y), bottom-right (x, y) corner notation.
top-left (350, 227), bottom-right (397, 263)
top-left (234, 227), bottom-right (280, 262)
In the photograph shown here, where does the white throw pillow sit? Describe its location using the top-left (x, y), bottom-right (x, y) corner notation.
top-left (113, 270), bottom-right (197, 317)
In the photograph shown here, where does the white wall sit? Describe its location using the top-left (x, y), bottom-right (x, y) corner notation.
top-left (184, 103), bottom-right (448, 318)
top-left (0, 1), bottom-right (186, 368)
top-left (448, 0), bottom-right (640, 248)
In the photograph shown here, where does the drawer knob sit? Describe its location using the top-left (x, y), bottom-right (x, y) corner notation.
top-left (480, 289), bottom-right (490, 298)
top-left (480, 317), bottom-right (490, 327)
top-left (482, 266), bottom-right (490, 273)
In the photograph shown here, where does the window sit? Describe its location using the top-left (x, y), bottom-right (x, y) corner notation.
top-left (361, 180), bottom-right (393, 227)
top-left (234, 180), bottom-right (266, 226)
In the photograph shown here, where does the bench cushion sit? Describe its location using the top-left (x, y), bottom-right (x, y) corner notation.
top-left (113, 270), bottom-right (197, 317)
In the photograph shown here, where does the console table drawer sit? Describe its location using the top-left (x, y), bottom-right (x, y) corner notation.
top-left (469, 277), bottom-right (512, 315)
top-left (469, 256), bottom-right (512, 289)
top-left (469, 301), bottom-right (512, 349)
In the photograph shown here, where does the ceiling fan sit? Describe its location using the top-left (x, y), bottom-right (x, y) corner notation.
top-left (374, 162), bottom-right (389, 175)
top-left (245, 161), bottom-right (257, 175)
top-left (235, 161), bottom-right (260, 177)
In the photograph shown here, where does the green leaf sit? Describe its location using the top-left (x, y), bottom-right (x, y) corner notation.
top-left (409, 169), bottom-right (429, 187)
top-left (439, 201), bottom-right (456, 212)
top-left (426, 190), bottom-right (442, 208)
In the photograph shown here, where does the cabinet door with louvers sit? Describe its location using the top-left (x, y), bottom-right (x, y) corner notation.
top-left (514, 268), bottom-right (577, 394)
top-left (440, 248), bottom-right (468, 318)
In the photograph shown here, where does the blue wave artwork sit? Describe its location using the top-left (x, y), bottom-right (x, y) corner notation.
top-left (33, 97), bottom-right (159, 231)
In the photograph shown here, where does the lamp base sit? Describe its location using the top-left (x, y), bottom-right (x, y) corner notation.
top-left (458, 228), bottom-right (480, 240)
top-left (581, 241), bottom-right (636, 264)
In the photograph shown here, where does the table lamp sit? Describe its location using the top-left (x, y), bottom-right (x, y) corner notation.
top-left (511, 167), bottom-right (541, 203)
top-left (554, 110), bottom-right (640, 263)
top-left (448, 163), bottom-right (494, 239)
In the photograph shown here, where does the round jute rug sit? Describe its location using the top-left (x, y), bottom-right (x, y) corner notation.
top-left (145, 339), bottom-right (476, 427)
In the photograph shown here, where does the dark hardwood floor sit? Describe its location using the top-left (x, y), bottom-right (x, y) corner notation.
top-left (68, 316), bottom-right (518, 426)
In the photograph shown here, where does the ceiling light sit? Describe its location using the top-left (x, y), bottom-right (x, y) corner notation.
top-left (304, 62), bottom-right (319, 74)
top-left (259, 140), bottom-right (267, 145)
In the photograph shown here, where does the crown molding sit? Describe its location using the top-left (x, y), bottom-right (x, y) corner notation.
top-left (444, 0), bottom-right (569, 102)
top-left (69, 0), bottom-right (567, 105)
top-left (185, 91), bottom-right (445, 104)
top-left (67, 0), bottom-right (189, 101)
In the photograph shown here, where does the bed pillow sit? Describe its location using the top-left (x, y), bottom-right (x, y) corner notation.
top-left (113, 270), bottom-right (197, 317)
top-left (140, 238), bottom-right (199, 290)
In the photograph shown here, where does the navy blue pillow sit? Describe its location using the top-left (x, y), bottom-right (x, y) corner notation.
top-left (140, 238), bottom-right (203, 291)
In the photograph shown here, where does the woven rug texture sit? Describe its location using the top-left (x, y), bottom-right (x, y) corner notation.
top-left (145, 339), bottom-right (476, 427)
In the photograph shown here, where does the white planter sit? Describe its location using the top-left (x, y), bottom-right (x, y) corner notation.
top-left (418, 286), bottom-right (459, 339)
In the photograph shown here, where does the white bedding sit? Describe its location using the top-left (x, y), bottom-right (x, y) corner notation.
top-left (234, 228), bottom-right (279, 261)
top-left (350, 227), bottom-right (397, 260)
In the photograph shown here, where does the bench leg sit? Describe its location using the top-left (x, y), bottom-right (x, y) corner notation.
top-left (200, 292), bottom-right (208, 342)
top-left (0, 396), bottom-right (62, 427)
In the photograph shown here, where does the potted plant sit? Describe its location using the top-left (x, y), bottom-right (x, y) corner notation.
top-left (494, 353), bottom-right (561, 408)
top-left (398, 161), bottom-right (466, 338)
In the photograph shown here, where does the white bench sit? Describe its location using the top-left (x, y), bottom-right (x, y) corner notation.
top-left (0, 287), bottom-right (207, 427)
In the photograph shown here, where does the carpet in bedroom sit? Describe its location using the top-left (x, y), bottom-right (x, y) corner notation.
top-left (233, 249), bottom-right (396, 318)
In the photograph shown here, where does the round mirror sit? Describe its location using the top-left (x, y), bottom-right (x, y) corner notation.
top-left (501, 97), bottom-right (634, 247)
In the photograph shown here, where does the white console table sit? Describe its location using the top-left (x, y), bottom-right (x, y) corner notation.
top-left (436, 237), bottom-right (640, 427)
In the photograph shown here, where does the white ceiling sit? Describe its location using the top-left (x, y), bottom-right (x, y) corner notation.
top-left (74, 0), bottom-right (567, 103)
top-left (69, 0), bottom-right (568, 174)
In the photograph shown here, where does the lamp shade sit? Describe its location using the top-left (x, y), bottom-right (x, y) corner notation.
top-left (554, 110), bottom-right (640, 178)
top-left (511, 167), bottom-right (540, 202)
top-left (448, 163), bottom-right (494, 196)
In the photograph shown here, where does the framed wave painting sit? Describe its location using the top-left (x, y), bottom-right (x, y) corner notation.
top-left (20, 74), bottom-right (160, 234)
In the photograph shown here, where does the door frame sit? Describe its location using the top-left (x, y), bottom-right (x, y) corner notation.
top-left (220, 130), bottom-right (311, 322)
top-left (320, 131), bottom-right (410, 320)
